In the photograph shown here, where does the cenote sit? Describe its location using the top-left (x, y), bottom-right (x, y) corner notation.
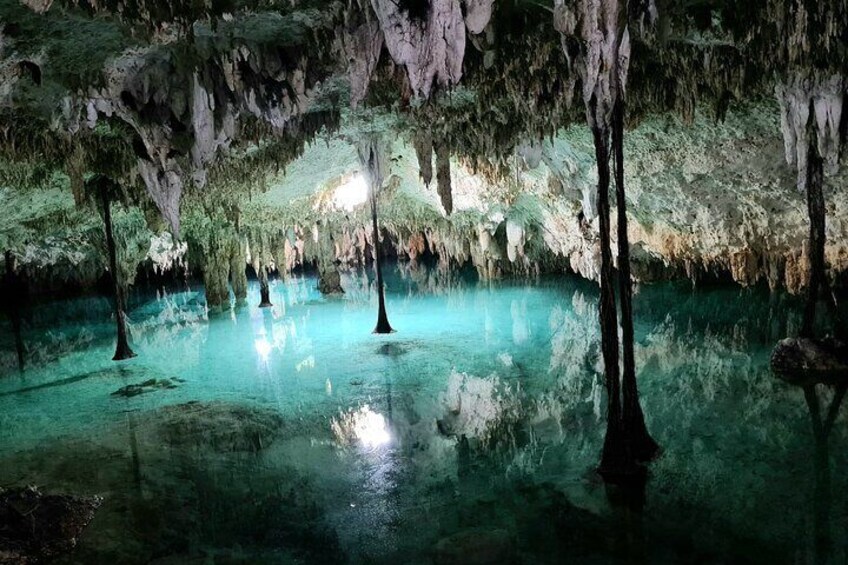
top-left (1, 0), bottom-right (848, 563)
top-left (1, 268), bottom-right (846, 563)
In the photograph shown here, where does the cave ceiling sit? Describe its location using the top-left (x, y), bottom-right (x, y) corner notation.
top-left (0, 0), bottom-right (846, 287)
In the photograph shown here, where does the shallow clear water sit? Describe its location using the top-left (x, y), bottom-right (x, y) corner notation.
top-left (0, 264), bottom-right (846, 564)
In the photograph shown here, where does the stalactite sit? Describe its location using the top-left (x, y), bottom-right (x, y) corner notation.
top-left (414, 131), bottom-right (434, 186)
top-left (591, 117), bottom-right (626, 479)
top-left (802, 106), bottom-right (827, 339)
top-left (96, 178), bottom-right (136, 361)
top-left (370, 0), bottom-right (493, 98)
top-left (435, 141), bottom-right (453, 215)
top-left (556, 0), bottom-right (657, 481)
top-left (341, 16), bottom-right (384, 108)
top-left (257, 264), bottom-right (272, 308)
top-left (357, 135), bottom-right (394, 334)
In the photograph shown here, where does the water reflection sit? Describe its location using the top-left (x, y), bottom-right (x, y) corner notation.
top-left (0, 265), bottom-right (845, 562)
top-left (777, 372), bottom-right (848, 565)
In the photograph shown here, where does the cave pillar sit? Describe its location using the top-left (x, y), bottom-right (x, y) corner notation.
top-left (203, 233), bottom-right (231, 311)
top-left (203, 260), bottom-right (230, 311)
top-left (591, 119), bottom-right (627, 479)
top-left (316, 222), bottom-right (344, 295)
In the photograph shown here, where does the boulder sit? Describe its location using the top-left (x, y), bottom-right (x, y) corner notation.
top-left (0, 486), bottom-right (102, 563)
top-left (156, 401), bottom-right (284, 453)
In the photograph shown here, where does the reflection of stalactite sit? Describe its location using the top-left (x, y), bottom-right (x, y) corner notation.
top-left (801, 384), bottom-right (846, 565)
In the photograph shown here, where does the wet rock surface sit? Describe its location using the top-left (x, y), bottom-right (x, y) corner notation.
top-left (0, 486), bottom-right (102, 564)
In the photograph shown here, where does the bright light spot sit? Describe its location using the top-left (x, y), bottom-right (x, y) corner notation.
top-left (353, 405), bottom-right (391, 449)
top-left (254, 337), bottom-right (272, 362)
top-left (332, 174), bottom-right (368, 212)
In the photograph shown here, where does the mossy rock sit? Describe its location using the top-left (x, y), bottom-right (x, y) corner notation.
top-left (156, 401), bottom-right (285, 453)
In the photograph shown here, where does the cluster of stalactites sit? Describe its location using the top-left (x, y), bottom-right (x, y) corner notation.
top-left (367, 0), bottom-right (494, 99)
top-left (80, 41), bottom-right (320, 235)
top-left (553, 0), bottom-right (633, 131)
top-left (776, 73), bottom-right (845, 192)
top-left (413, 130), bottom-right (453, 216)
top-left (340, 14), bottom-right (384, 108)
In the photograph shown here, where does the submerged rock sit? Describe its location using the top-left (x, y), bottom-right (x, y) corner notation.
top-left (111, 378), bottom-right (183, 398)
top-left (317, 269), bottom-right (344, 295)
top-left (771, 337), bottom-right (848, 386)
top-left (0, 486), bottom-right (102, 563)
top-left (434, 528), bottom-right (514, 565)
top-left (156, 401), bottom-right (285, 453)
top-left (376, 343), bottom-right (408, 358)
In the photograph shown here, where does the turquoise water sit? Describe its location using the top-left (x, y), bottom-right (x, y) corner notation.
top-left (0, 264), bottom-right (846, 563)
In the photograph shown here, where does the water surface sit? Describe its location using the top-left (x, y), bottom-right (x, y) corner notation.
top-left (0, 265), bottom-right (844, 563)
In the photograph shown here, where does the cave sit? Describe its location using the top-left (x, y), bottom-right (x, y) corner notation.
top-left (1, 0), bottom-right (847, 563)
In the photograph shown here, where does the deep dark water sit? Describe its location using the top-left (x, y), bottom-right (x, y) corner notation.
top-left (1, 264), bottom-right (847, 564)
